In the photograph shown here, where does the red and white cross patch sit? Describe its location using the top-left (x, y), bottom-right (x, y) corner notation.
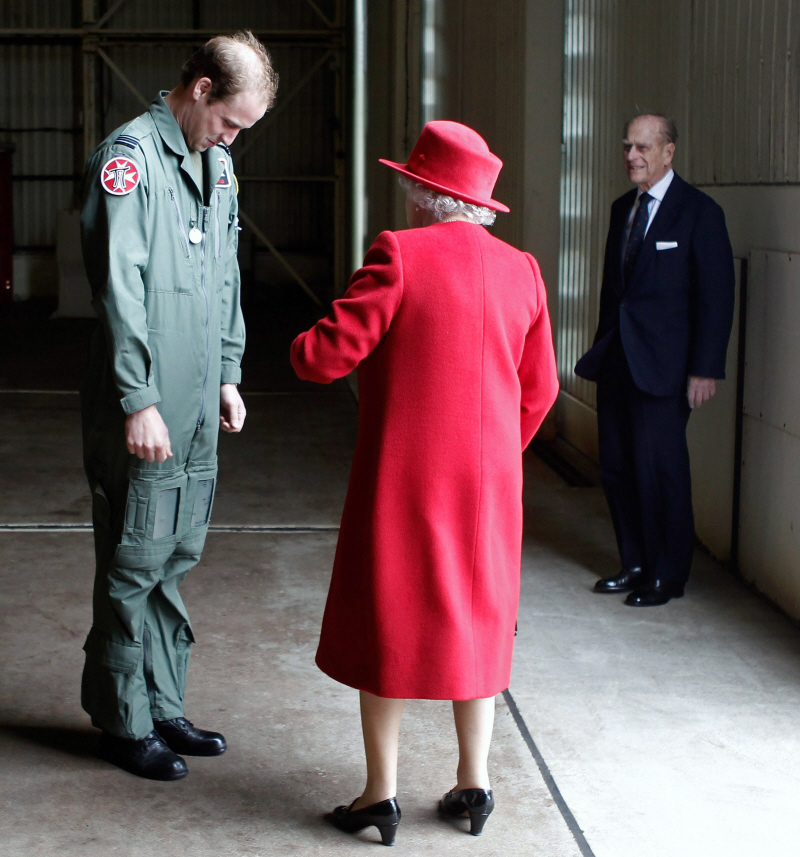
top-left (100, 156), bottom-right (140, 196)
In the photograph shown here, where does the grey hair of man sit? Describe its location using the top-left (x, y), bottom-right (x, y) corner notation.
top-left (181, 30), bottom-right (279, 108)
top-left (399, 176), bottom-right (497, 226)
top-left (623, 114), bottom-right (678, 147)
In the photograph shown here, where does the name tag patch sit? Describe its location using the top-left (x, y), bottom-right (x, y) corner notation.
top-left (101, 156), bottom-right (140, 196)
top-left (656, 241), bottom-right (678, 250)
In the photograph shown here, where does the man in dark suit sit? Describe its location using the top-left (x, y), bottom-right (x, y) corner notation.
top-left (575, 114), bottom-right (735, 606)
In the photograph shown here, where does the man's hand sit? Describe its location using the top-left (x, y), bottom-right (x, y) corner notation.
top-left (220, 383), bottom-right (246, 433)
top-left (687, 376), bottom-right (717, 409)
top-left (125, 405), bottom-right (173, 462)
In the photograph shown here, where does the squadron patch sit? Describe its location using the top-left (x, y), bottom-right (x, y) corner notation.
top-left (100, 156), bottom-right (140, 196)
top-left (216, 157), bottom-right (232, 188)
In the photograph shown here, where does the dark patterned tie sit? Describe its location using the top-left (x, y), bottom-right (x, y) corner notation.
top-left (623, 192), bottom-right (653, 284)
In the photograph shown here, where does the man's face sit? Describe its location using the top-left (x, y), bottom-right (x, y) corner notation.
top-left (182, 78), bottom-right (268, 152)
top-left (623, 116), bottom-right (675, 190)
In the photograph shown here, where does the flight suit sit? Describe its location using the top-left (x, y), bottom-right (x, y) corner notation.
top-left (79, 92), bottom-right (245, 740)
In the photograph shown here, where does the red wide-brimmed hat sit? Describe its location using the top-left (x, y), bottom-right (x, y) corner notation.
top-left (379, 120), bottom-right (509, 213)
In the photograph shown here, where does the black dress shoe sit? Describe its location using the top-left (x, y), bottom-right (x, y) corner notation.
top-left (328, 797), bottom-right (401, 846)
top-left (594, 566), bottom-right (644, 593)
top-left (153, 717), bottom-right (226, 757)
top-left (100, 731), bottom-right (188, 781)
top-left (625, 579), bottom-right (685, 607)
top-left (439, 788), bottom-right (495, 836)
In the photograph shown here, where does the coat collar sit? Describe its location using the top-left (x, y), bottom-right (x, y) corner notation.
top-left (149, 91), bottom-right (226, 200)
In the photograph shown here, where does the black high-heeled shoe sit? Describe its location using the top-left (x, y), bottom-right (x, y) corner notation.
top-left (328, 797), bottom-right (401, 846)
top-left (439, 788), bottom-right (495, 836)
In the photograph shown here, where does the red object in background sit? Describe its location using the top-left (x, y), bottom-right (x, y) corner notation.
top-left (0, 143), bottom-right (14, 303)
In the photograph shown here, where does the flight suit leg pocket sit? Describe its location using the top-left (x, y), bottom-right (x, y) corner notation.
top-left (182, 459), bottom-right (218, 537)
top-left (81, 626), bottom-right (146, 738)
top-left (121, 469), bottom-right (189, 550)
top-left (175, 623), bottom-right (195, 698)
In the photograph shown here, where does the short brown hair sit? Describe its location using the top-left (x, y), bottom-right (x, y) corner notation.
top-left (181, 30), bottom-right (278, 107)
top-left (624, 114), bottom-right (678, 146)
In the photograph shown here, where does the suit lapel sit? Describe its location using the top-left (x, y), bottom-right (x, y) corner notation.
top-left (628, 174), bottom-right (686, 285)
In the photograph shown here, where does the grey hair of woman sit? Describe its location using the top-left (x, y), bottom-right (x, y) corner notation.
top-left (399, 176), bottom-right (497, 227)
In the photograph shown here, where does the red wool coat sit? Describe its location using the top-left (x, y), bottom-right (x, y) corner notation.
top-left (291, 221), bottom-right (559, 699)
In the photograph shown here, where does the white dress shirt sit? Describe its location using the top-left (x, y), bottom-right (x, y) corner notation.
top-left (624, 168), bottom-right (674, 247)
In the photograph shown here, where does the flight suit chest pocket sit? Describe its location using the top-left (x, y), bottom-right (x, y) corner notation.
top-left (161, 186), bottom-right (195, 281)
top-left (121, 470), bottom-right (189, 548)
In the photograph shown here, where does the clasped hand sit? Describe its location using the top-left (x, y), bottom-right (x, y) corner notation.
top-left (125, 384), bottom-right (246, 462)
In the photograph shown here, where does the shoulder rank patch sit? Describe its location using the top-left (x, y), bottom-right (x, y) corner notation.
top-left (101, 156), bottom-right (140, 196)
top-left (114, 134), bottom-right (139, 150)
top-left (216, 156), bottom-right (232, 188)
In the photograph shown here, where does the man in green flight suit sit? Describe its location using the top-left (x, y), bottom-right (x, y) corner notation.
top-left (80, 31), bottom-right (277, 780)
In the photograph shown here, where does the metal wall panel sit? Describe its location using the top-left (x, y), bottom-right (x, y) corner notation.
top-left (558, 0), bottom-right (621, 407)
top-left (198, 0), bottom-right (337, 31)
top-left (0, 0), bottom-right (342, 279)
top-left (0, 0), bottom-right (71, 28)
top-left (739, 250), bottom-right (800, 616)
top-left (689, 0), bottom-right (800, 185)
top-left (433, 0), bottom-right (526, 249)
top-left (0, 44), bottom-right (74, 248)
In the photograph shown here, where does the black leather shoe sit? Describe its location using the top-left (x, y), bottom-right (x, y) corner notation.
top-left (594, 566), bottom-right (644, 593)
top-left (625, 579), bottom-right (685, 606)
top-left (328, 797), bottom-right (401, 846)
top-left (439, 788), bottom-right (495, 836)
top-left (100, 731), bottom-right (188, 781)
top-left (154, 717), bottom-right (227, 757)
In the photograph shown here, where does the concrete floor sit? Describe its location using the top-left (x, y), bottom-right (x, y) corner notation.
top-left (1, 309), bottom-right (799, 855)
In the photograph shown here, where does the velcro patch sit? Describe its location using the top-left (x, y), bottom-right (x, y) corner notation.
top-left (114, 134), bottom-right (139, 150)
top-left (101, 156), bottom-right (140, 196)
top-left (216, 157), bottom-right (231, 188)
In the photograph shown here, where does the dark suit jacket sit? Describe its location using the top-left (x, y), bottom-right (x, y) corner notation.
top-left (575, 173), bottom-right (735, 397)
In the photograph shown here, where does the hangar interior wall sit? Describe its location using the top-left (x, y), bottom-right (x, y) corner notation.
top-left (553, 0), bottom-right (800, 618)
top-left (0, 0), bottom-right (345, 305)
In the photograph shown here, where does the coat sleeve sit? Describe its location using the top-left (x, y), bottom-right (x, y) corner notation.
top-left (689, 200), bottom-right (736, 379)
top-left (290, 231), bottom-right (404, 383)
top-left (519, 254), bottom-right (559, 449)
top-left (80, 145), bottom-right (159, 415)
top-left (220, 158), bottom-right (245, 386)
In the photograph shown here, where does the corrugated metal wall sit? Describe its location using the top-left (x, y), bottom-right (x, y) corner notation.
top-left (557, 0), bottom-right (800, 408)
top-left (0, 0), bottom-right (341, 286)
top-left (0, 43), bottom-right (74, 248)
top-left (432, 0), bottom-right (526, 249)
top-left (558, 0), bottom-right (621, 408)
top-left (689, 0), bottom-right (800, 185)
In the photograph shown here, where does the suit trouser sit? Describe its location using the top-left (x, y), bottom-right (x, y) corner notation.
top-left (81, 412), bottom-right (218, 741)
top-left (596, 371), bottom-right (694, 587)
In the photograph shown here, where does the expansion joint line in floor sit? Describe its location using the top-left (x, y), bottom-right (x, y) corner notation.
top-left (503, 689), bottom-right (596, 857)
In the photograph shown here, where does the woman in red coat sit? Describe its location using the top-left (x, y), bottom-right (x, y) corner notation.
top-left (291, 121), bottom-right (558, 845)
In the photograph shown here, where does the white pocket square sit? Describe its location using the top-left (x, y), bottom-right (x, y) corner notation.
top-left (656, 241), bottom-right (678, 250)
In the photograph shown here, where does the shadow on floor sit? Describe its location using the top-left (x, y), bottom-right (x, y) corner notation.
top-left (0, 723), bottom-right (100, 759)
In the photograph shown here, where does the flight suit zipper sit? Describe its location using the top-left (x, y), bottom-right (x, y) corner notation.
top-left (214, 189), bottom-right (222, 259)
top-left (167, 186), bottom-right (191, 258)
top-left (197, 206), bottom-right (211, 428)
